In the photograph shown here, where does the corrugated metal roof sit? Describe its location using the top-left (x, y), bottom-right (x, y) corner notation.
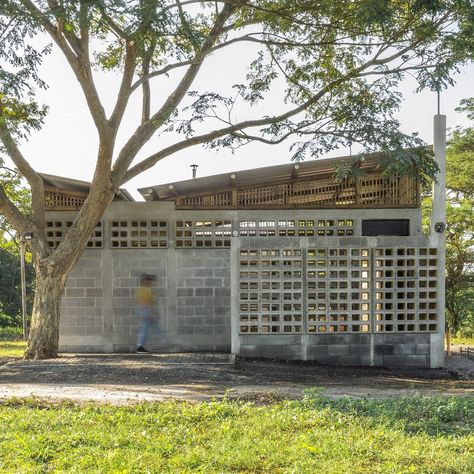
top-left (138, 153), bottom-right (381, 201)
top-left (39, 173), bottom-right (135, 201)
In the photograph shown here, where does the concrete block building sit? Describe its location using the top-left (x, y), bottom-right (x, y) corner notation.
top-left (43, 140), bottom-right (446, 368)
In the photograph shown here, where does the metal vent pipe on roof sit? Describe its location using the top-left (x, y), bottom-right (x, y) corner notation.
top-left (190, 164), bottom-right (199, 179)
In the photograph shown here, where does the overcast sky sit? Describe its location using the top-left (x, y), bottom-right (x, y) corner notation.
top-left (13, 37), bottom-right (474, 200)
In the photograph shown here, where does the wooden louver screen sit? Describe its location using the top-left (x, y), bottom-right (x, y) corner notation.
top-left (45, 189), bottom-right (87, 210)
top-left (176, 172), bottom-right (419, 209)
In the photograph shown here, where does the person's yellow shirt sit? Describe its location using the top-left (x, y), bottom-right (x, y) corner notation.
top-left (136, 287), bottom-right (154, 306)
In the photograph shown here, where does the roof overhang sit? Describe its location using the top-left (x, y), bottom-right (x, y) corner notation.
top-left (138, 152), bottom-right (383, 201)
top-left (39, 173), bottom-right (135, 201)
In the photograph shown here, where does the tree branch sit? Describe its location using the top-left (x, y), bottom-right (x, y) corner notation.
top-left (112, 1), bottom-right (241, 182)
top-left (19, 0), bottom-right (109, 139)
top-left (110, 39), bottom-right (137, 131)
top-left (0, 104), bottom-right (46, 238)
top-left (0, 185), bottom-right (32, 237)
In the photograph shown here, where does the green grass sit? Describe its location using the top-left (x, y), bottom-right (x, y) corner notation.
top-left (0, 397), bottom-right (472, 473)
top-left (451, 337), bottom-right (474, 346)
top-left (0, 339), bottom-right (26, 358)
top-left (0, 328), bottom-right (26, 358)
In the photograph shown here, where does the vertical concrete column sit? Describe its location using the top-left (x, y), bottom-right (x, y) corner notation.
top-left (430, 114), bottom-right (446, 368)
top-left (230, 235), bottom-right (241, 355)
top-left (101, 220), bottom-right (114, 353)
top-left (167, 222), bottom-right (178, 349)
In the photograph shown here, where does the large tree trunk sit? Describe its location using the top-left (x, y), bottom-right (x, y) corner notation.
top-left (24, 262), bottom-right (67, 359)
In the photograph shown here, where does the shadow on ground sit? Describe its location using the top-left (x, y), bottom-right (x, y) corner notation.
top-left (0, 353), bottom-right (472, 404)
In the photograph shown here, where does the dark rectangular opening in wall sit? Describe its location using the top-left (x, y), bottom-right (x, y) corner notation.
top-left (362, 219), bottom-right (409, 236)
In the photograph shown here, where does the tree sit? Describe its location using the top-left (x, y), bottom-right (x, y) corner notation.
top-left (422, 98), bottom-right (474, 339)
top-left (0, 0), bottom-right (473, 359)
top-left (0, 158), bottom-right (34, 327)
top-left (445, 99), bottom-right (474, 336)
top-left (0, 247), bottom-right (35, 327)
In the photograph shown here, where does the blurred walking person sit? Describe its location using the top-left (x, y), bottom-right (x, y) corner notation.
top-left (135, 273), bottom-right (157, 353)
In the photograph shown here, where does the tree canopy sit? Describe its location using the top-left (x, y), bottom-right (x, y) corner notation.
top-left (445, 99), bottom-right (474, 336)
top-left (1, 0), bottom-right (474, 358)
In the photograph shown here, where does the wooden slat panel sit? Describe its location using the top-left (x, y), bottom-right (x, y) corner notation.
top-left (174, 171), bottom-right (419, 209)
top-left (45, 190), bottom-right (87, 210)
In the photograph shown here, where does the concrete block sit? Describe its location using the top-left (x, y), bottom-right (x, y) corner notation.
top-left (195, 269), bottom-right (214, 277)
top-left (307, 345), bottom-right (329, 356)
top-left (194, 326), bottom-right (209, 335)
top-left (211, 316), bottom-right (226, 326)
top-left (75, 298), bottom-right (96, 308)
top-left (213, 325), bottom-right (228, 335)
top-left (66, 288), bottom-right (85, 297)
top-left (113, 307), bottom-right (131, 317)
top-left (213, 269), bottom-right (230, 277)
top-left (215, 288), bottom-right (230, 297)
top-left (405, 355), bottom-right (429, 367)
top-left (205, 278), bottom-right (223, 287)
top-left (185, 297), bottom-right (203, 306)
top-left (86, 288), bottom-right (103, 297)
top-left (359, 355), bottom-right (372, 366)
top-left (86, 327), bottom-right (103, 336)
top-left (271, 335), bottom-right (301, 345)
top-left (349, 344), bottom-right (370, 355)
top-left (185, 317), bottom-right (205, 325)
top-left (416, 343), bottom-right (430, 355)
top-left (382, 334), bottom-right (416, 344)
top-left (337, 355), bottom-right (361, 366)
top-left (195, 307), bottom-right (213, 317)
top-left (258, 345), bottom-right (283, 358)
top-left (213, 297), bottom-right (229, 307)
top-left (62, 326), bottom-right (86, 336)
top-left (373, 355), bottom-right (384, 366)
top-left (177, 288), bottom-right (193, 297)
top-left (415, 334), bottom-right (430, 344)
top-left (85, 268), bottom-right (101, 279)
top-left (177, 307), bottom-right (194, 317)
top-left (375, 344), bottom-right (394, 355)
top-left (393, 344), bottom-right (416, 355)
top-left (328, 345), bottom-right (349, 356)
top-left (383, 355), bottom-right (407, 367)
top-left (281, 345), bottom-right (303, 360)
top-left (214, 307), bottom-right (229, 316)
top-left (113, 288), bottom-right (131, 297)
top-left (348, 334), bottom-right (371, 345)
top-left (195, 288), bottom-right (213, 297)
top-left (184, 278), bottom-right (204, 287)
top-left (178, 325), bottom-right (195, 335)
top-left (120, 278), bottom-right (137, 288)
top-left (76, 278), bottom-right (96, 288)
top-left (113, 326), bottom-right (131, 336)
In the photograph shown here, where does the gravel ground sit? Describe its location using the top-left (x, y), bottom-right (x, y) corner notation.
top-left (0, 353), bottom-right (472, 404)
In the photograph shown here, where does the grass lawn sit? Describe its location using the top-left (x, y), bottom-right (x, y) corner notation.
top-left (0, 339), bottom-right (26, 358)
top-left (451, 337), bottom-right (474, 346)
top-left (0, 396), bottom-right (473, 473)
top-left (0, 328), bottom-right (26, 358)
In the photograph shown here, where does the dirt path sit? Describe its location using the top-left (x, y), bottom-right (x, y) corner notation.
top-left (0, 353), bottom-right (472, 404)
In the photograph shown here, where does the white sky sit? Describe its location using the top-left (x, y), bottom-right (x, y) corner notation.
top-left (15, 38), bottom-right (474, 200)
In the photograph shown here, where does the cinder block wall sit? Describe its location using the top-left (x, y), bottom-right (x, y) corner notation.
top-left (175, 249), bottom-right (231, 352)
top-left (111, 250), bottom-right (168, 352)
top-left (59, 251), bottom-right (104, 352)
top-left (55, 203), bottom-right (444, 368)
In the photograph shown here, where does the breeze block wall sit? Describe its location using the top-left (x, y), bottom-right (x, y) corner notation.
top-left (55, 203), bottom-right (444, 368)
